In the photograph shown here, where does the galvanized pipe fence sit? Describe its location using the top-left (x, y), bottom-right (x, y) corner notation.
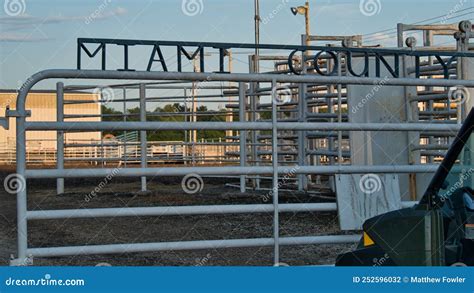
top-left (4, 66), bottom-right (473, 265)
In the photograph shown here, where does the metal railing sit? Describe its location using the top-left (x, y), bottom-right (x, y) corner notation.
top-left (4, 65), bottom-right (472, 266)
top-left (0, 138), bottom-right (237, 165)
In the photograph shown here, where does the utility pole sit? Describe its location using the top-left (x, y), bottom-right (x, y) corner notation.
top-left (305, 1), bottom-right (310, 47)
top-left (254, 0), bottom-right (260, 73)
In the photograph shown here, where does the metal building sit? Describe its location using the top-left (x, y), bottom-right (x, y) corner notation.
top-left (0, 90), bottom-right (101, 164)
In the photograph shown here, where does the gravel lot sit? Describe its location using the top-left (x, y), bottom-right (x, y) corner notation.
top-left (0, 172), bottom-right (357, 266)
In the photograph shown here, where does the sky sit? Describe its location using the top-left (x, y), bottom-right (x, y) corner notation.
top-left (0, 0), bottom-right (473, 90)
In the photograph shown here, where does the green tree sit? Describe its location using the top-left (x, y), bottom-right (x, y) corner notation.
top-left (101, 104), bottom-right (229, 142)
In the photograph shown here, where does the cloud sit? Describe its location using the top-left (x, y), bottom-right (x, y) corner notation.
top-left (0, 32), bottom-right (51, 42)
top-left (318, 2), bottom-right (359, 17)
top-left (364, 32), bottom-right (396, 47)
top-left (0, 7), bottom-right (127, 42)
top-left (0, 7), bottom-right (127, 25)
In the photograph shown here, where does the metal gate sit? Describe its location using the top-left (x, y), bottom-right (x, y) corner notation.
top-left (3, 32), bottom-right (474, 265)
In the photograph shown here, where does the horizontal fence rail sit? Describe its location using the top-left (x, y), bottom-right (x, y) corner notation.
top-left (27, 235), bottom-right (363, 258)
top-left (26, 202), bottom-right (417, 220)
top-left (24, 165), bottom-right (441, 179)
top-left (24, 121), bottom-right (462, 131)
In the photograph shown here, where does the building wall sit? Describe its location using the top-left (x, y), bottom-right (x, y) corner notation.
top-left (0, 91), bottom-right (101, 150)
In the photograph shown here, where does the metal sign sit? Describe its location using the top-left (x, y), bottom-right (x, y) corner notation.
top-left (77, 38), bottom-right (474, 78)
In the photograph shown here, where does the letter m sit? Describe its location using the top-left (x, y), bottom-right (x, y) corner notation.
top-left (77, 39), bottom-right (106, 70)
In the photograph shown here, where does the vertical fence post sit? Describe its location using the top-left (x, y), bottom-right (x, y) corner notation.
top-left (139, 83), bottom-right (147, 191)
top-left (183, 89), bottom-right (188, 165)
top-left (297, 82), bottom-right (307, 191)
top-left (298, 35), bottom-right (308, 190)
top-left (15, 95), bottom-right (28, 264)
top-left (397, 23), bottom-right (404, 48)
top-left (239, 82), bottom-right (247, 193)
top-left (337, 54), bottom-right (343, 164)
top-left (271, 79), bottom-right (280, 265)
top-left (327, 59), bottom-right (335, 166)
top-left (56, 82), bottom-right (64, 195)
top-left (123, 87), bottom-right (128, 167)
top-left (251, 90), bottom-right (260, 190)
top-left (248, 55), bottom-right (260, 189)
top-left (458, 24), bottom-right (472, 120)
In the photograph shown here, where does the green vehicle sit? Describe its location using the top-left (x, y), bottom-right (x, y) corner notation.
top-left (336, 108), bottom-right (474, 266)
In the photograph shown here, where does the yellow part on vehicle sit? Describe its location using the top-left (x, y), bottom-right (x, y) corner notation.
top-left (363, 232), bottom-right (375, 246)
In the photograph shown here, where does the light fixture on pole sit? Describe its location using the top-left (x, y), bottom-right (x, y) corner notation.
top-left (290, 6), bottom-right (307, 16)
top-left (290, 1), bottom-right (310, 49)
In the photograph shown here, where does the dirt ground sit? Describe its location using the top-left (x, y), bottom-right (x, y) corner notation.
top-left (0, 172), bottom-right (357, 266)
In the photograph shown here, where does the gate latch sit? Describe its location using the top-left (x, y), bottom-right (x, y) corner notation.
top-left (0, 107), bottom-right (32, 130)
